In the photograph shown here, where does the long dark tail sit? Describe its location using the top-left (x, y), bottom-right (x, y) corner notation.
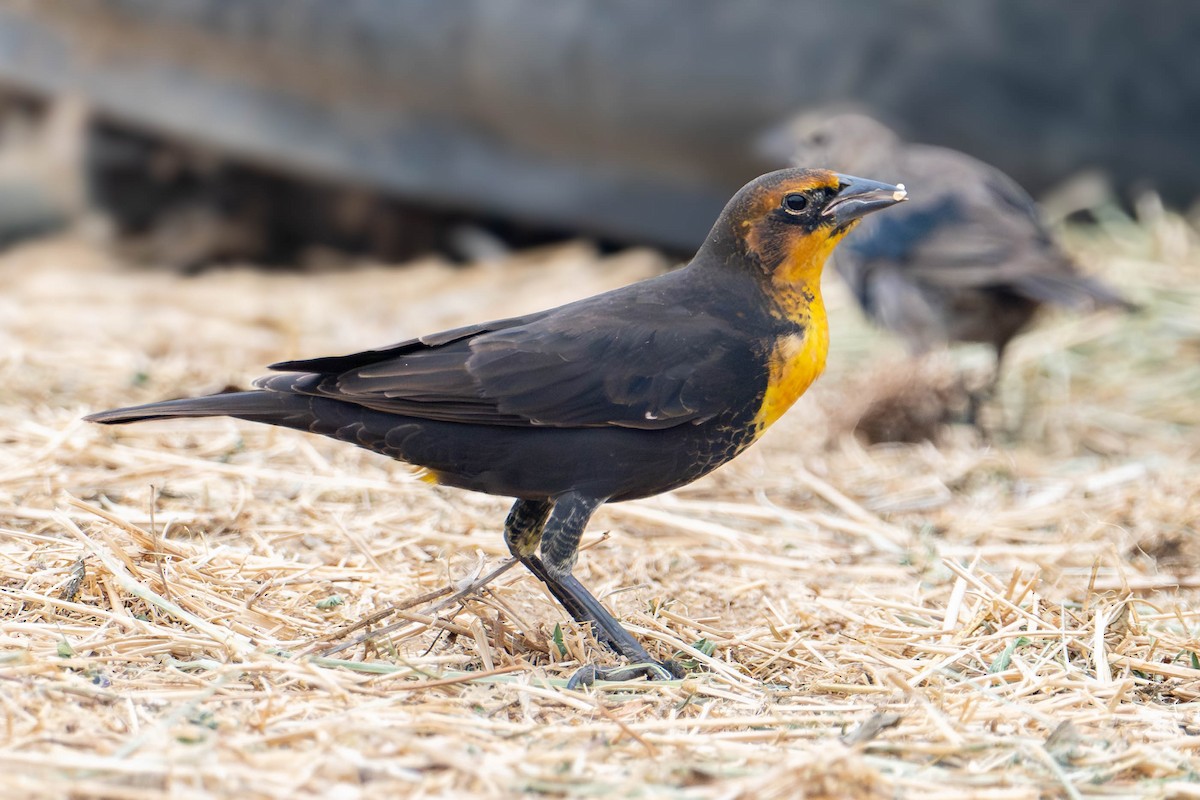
top-left (84, 390), bottom-right (443, 474)
top-left (85, 391), bottom-right (314, 426)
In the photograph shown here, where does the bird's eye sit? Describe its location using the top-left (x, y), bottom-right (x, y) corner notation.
top-left (782, 193), bottom-right (809, 214)
top-left (809, 132), bottom-right (828, 146)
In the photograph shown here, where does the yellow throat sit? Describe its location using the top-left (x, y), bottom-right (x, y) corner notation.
top-left (752, 229), bottom-right (842, 431)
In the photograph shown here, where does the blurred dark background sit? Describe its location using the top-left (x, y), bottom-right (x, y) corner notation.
top-left (0, 0), bottom-right (1196, 267)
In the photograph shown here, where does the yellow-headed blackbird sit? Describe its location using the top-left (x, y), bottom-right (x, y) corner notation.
top-left (765, 113), bottom-right (1131, 363)
top-left (86, 168), bottom-right (906, 684)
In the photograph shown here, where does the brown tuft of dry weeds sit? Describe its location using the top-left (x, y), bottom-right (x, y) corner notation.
top-left (2, 205), bottom-right (1199, 798)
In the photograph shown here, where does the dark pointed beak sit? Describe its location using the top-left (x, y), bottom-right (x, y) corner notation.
top-left (822, 174), bottom-right (907, 227)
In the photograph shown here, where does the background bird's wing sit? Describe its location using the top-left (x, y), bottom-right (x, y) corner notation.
top-left (838, 147), bottom-right (1050, 281)
top-left (868, 162), bottom-right (1129, 310)
top-left (261, 288), bottom-right (759, 430)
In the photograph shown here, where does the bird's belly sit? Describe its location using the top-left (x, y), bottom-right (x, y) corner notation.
top-left (379, 406), bottom-right (763, 503)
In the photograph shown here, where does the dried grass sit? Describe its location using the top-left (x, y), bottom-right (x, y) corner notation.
top-left (2, 206), bottom-right (1199, 798)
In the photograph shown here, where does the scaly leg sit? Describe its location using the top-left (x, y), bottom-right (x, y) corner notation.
top-left (504, 496), bottom-right (682, 686)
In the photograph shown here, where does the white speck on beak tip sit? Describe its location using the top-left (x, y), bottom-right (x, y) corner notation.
top-left (893, 184), bottom-right (907, 201)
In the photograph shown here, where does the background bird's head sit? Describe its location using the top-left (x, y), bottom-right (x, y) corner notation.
top-left (760, 112), bottom-right (901, 177)
top-left (707, 167), bottom-right (906, 291)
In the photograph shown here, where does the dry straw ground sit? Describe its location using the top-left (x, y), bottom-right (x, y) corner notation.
top-left (2, 201), bottom-right (1199, 798)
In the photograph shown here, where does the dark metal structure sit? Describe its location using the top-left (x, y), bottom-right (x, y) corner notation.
top-left (0, 1), bottom-right (1196, 250)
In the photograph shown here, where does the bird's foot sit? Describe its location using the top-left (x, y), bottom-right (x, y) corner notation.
top-left (565, 658), bottom-right (685, 689)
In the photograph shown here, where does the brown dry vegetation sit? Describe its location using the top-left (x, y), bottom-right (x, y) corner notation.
top-left (2, 203), bottom-right (1199, 798)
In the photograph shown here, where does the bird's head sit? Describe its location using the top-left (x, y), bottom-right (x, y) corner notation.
top-left (707, 167), bottom-right (906, 293)
top-left (759, 112), bottom-right (901, 175)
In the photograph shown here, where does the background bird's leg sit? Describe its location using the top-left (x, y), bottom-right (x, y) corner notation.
top-left (504, 495), bottom-right (681, 686)
top-left (962, 342), bottom-right (1008, 435)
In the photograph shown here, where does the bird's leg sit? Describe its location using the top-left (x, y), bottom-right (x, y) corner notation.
top-left (505, 497), bottom-right (624, 650)
top-left (535, 493), bottom-right (648, 661)
top-left (522, 556), bottom-right (684, 687)
top-left (504, 498), bottom-right (553, 560)
top-left (503, 496), bottom-right (682, 687)
top-left (963, 344), bottom-right (1007, 435)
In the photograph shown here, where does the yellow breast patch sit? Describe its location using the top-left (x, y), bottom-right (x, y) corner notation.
top-left (753, 300), bottom-right (830, 431)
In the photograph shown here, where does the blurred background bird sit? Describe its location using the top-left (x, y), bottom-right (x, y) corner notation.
top-left (762, 112), bottom-right (1134, 369)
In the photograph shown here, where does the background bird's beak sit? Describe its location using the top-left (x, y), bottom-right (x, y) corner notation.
top-left (823, 174), bottom-right (907, 227)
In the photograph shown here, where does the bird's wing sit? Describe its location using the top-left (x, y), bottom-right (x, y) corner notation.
top-left (260, 285), bottom-right (759, 430)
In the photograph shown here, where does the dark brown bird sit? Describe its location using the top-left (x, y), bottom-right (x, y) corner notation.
top-left (764, 112), bottom-right (1131, 365)
top-left (86, 168), bottom-right (906, 684)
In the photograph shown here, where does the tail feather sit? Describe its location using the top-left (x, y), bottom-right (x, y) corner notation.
top-left (1015, 272), bottom-right (1137, 313)
top-left (86, 389), bottom-right (438, 477)
top-left (85, 391), bottom-right (310, 426)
